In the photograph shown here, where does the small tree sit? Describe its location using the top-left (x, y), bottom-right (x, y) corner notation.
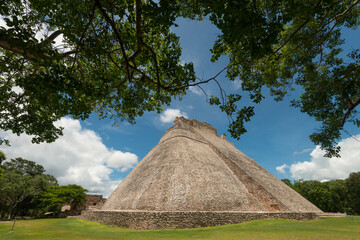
top-left (39, 185), bottom-right (87, 215)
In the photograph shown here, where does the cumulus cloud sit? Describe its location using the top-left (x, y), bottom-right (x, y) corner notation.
top-left (159, 108), bottom-right (188, 124)
top-left (0, 118), bottom-right (138, 197)
top-left (105, 151), bottom-right (138, 172)
top-left (276, 134), bottom-right (360, 181)
top-left (276, 164), bottom-right (289, 174)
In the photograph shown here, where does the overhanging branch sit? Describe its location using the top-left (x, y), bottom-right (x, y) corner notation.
top-left (129, 0), bottom-right (143, 62)
top-left (40, 30), bottom-right (63, 46)
top-left (0, 30), bottom-right (75, 61)
top-left (341, 97), bottom-right (360, 127)
top-left (0, 34), bottom-right (37, 59)
top-left (94, 0), bottom-right (131, 80)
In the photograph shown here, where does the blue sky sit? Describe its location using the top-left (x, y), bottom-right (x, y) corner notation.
top-left (1, 17), bottom-right (360, 197)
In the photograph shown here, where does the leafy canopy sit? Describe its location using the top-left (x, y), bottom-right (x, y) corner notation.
top-left (0, 156), bottom-right (58, 218)
top-left (0, 152), bottom-right (87, 218)
top-left (39, 185), bottom-right (87, 213)
top-left (1, 0), bottom-right (360, 157)
top-left (282, 172), bottom-right (360, 214)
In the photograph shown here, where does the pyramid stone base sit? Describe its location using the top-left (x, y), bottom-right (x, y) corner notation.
top-left (81, 210), bottom-right (319, 229)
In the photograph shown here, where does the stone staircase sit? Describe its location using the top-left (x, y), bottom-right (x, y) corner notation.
top-left (316, 212), bottom-right (347, 218)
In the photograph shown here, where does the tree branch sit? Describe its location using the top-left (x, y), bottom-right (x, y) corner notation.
top-left (0, 36), bottom-right (36, 59)
top-left (270, 18), bottom-right (311, 58)
top-left (143, 43), bottom-right (160, 91)
top-left (0, 30), bottom-right (76, 61)
top-left (317, 0), bottom-right (360, 48)
top-left (59, 50), bottom-right (76, 58)
top-left (94, 0), bottom-right (131, 80)
top-left (106, 51), bottom-right (129, 88)
top-left (72, 2), bottom-right (96, 67)
top-left (267, 0), bottom-right (322, 60)
top-left (129, 0), bottom-right (143, 62)
top-left (286, 0), bottom-right (360, 61)
top-left (127, 64), bottom-right (174, 92)
top-left (172, 64), bottom-right (231, 92)
top-left (341, 97), bottom-right (360, 127)
top-left (40, 30), bottom-right (63, 46)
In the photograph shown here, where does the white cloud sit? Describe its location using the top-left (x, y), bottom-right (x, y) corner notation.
top-left (105, 151), bottom-right (138, 172)
top-left (12, 86), bottom-right (23, 94)
top-left (284, 134), bottom-right (360, 181)
top-left (232, 79), bottom-right (242, 90)
top-left (159, 108), bottom-right (188, 124)
top-left (0, 17), bottom-right (9, 29)
top-left (293, 148), bottom-right (313, 155)
top-left (0, 118), bottom-right (138, 197)
top-left (188, 86), bottom-right (203, 95)
top-left (276, 164), bottom-right (289, 174)
top-left (34, 27), bottom-right (70, 53)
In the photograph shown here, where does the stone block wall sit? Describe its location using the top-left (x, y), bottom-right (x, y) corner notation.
top-left (80, 210), bottom-right (318, 229)
top-left (76, 194), bottom-right (106, 212)
top-left (84, 194), bottom-right (106, 210)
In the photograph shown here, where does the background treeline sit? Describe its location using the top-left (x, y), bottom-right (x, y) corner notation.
top-left (0, 151), bottom-right (86, 219)
top-left (282, 172), bottom-right (360, 214)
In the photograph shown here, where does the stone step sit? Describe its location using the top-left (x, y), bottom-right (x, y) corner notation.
top-left (316, 213), bottom-right (347, 218)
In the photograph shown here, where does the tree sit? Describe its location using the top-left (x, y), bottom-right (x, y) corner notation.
top-left (0, 151), bottom-right (5, 165)
top-left (281, 179), bottom-right (292, 187)
top-left (2, 157), bottom-right (45, 176)
top-left (0, 151), bottom-right (5, 218)
top-left (0, 157), bottom-right (58, 218)
top-left (39, 185), bottom-right (87, 215)
top-left (323, 180), bottom-right (348, 213)
top-left (0, 0), bottom-right (195, 144)
top-left (1, 0), bottom-right (360, 156)
top-left (0, 156), bottom-right (87, 218)
top-left (282, 174), bottom-right (360, 214)
top-left (0, 171), bottom-right (44, 218)
top-left (205, 0), bottom-right (360, 157)
top-left (345, 171), bottom-right (360, 214)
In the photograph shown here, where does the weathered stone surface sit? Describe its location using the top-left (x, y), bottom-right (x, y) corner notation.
top-left (102, 117), bottom-right (321, 213)
top-left (81, 117), bottom-right (323, 229)
top-left (83, 194), bottom-right (106, 210)
top-left (81, 210), bottom-right (318, 229)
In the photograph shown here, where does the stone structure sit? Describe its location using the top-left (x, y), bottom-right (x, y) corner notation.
top-left (81, 117), bottom-right (322, 229)
top-left (83, 194), bottom-right (106, 210)
top-left (60, 194), bottom-right (106, 217)
top-left (81, 210), bottom-right (318, 229)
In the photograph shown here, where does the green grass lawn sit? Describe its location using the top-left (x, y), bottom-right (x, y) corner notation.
top-left (0, 216), bottom-right (359, 240)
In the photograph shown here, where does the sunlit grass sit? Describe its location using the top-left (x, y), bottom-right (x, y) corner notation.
top-left (0, 216), bottom-right (359, 240)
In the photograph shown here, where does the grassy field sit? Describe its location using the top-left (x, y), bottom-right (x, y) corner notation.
top-left (0, 216), bottom-right (359, 240)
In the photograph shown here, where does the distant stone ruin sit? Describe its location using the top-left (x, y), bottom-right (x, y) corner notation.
top-left (81, 117), bottom-right (323, 229)
top-left (60, 194), bottom-right (106, 217)
top-left (82, 194), bottom-right (106, 210)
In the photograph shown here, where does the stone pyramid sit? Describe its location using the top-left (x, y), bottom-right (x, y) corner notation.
top-left (102, 117), bottom-right (321, 213)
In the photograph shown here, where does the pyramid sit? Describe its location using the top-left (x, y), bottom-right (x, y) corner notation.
top-left (82, 117), bottom-right (322, 229)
